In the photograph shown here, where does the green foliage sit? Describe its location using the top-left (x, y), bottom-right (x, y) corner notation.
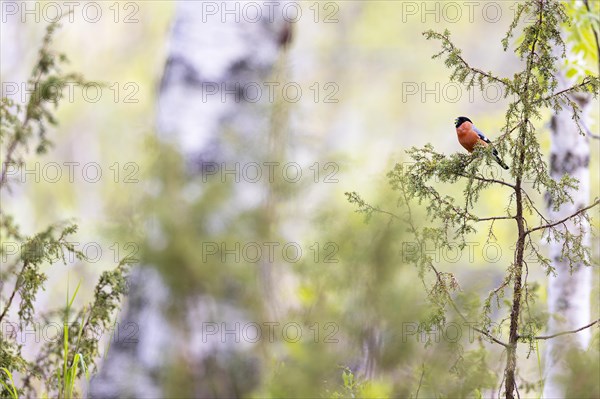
top-left (0, 368), bottom-right (19, 399)
top-left (447, 347), bottom-right (497, 398)
top-left (328, 367), bottom-right (391, 399)
top-left (348, 0), bottom-right (599, 397)
top-left (0, 22), bottom-right (129, 398)
top-left (13, 224), bottom-right (84, 327)
top-left (0, 24), bottom-right (85, 168)
top-left (560, 333), bottom-right (600, 398)
top-left (60, 281), bottom-right (85, 399)
top-left (328, 366), bottom-right (428, 399)
top-left (563, 0), bottom-right (600, 78)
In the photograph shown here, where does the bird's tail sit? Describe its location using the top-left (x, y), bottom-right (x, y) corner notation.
top-left (493, 153), bottom-right (509, 170)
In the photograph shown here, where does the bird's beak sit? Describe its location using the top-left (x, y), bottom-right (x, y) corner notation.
top-left (454, 118), bottom-right (458, 126)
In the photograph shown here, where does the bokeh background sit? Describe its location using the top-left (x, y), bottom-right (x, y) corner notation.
top-left (1, 1), bottom-right (599, 397)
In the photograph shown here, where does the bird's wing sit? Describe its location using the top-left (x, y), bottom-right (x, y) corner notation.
top-left (473, 126), bottom-right (493, 144)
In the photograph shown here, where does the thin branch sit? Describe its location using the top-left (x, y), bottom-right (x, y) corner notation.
top-left (521, 188), bottom-right (551, 225)
top-left (361, 204), bottom-right (403, 222)
top-left (429, 262), bottom-right (510, 348)
top-left (497, 370), bottom-right (507, 399)
top-left (497, 121), bottom-right (525, 142)
top-left (457, 57), bottom-right (511, 89)
top-left (491, 274), bottom-right (512, 303)
top-left (485, 218), bottom-right (499, 243)
top-left (415, 364), bottom-right (425, 399)
top-left (539, 77), bottom-right (597, 103)
top-left (476, 216), bottom-right (516, 222)
top-left (580, 119), bottom-right (600, 139)
top-left (530, 318), bottom-right (600, 340)
top-left (422, 185), bottom-right (474, 220)
top-left (400, 185), bottom-right (509, 348)
top-left (455, 172), bottom-right (517, 190)
top-left (0, 261), bottom-right (28, 324)
top-left (436, 31), bottom-right (512, 89)
top-left (0, 67), bottom-right (44, 190)
top-left (526, 198), bottom-right (600, 235)
top-left (472, 327), bottom-right (509, 348)
top-left (0, 139), bottom-right (21, 190)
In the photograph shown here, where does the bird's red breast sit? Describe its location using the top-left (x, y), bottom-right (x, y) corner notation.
top-left (456, 121), bottom-right (487, 153)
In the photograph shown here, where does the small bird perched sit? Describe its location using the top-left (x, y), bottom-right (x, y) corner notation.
top-left (454, 116), bottom-right (509, 170)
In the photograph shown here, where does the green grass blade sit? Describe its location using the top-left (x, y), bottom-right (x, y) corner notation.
top-left (0, 367), bottom-right (19, 399)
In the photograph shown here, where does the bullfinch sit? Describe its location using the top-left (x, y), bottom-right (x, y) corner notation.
top-left (454, 116), bottom-right (509, 170)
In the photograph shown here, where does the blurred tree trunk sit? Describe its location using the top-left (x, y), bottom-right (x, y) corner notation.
top-left (543, 73), bottom-right (593, 397)
top-left (89, 2), bottom-right (289, 397)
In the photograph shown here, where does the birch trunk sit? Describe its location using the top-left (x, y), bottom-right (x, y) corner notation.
top-left (89, 1), bottom-right (289, 397)
top-left (543, 78), bottom-right (593, 397)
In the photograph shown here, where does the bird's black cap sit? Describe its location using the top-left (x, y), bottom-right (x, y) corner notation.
top-left (454, 116), bottom-right (472, 128)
